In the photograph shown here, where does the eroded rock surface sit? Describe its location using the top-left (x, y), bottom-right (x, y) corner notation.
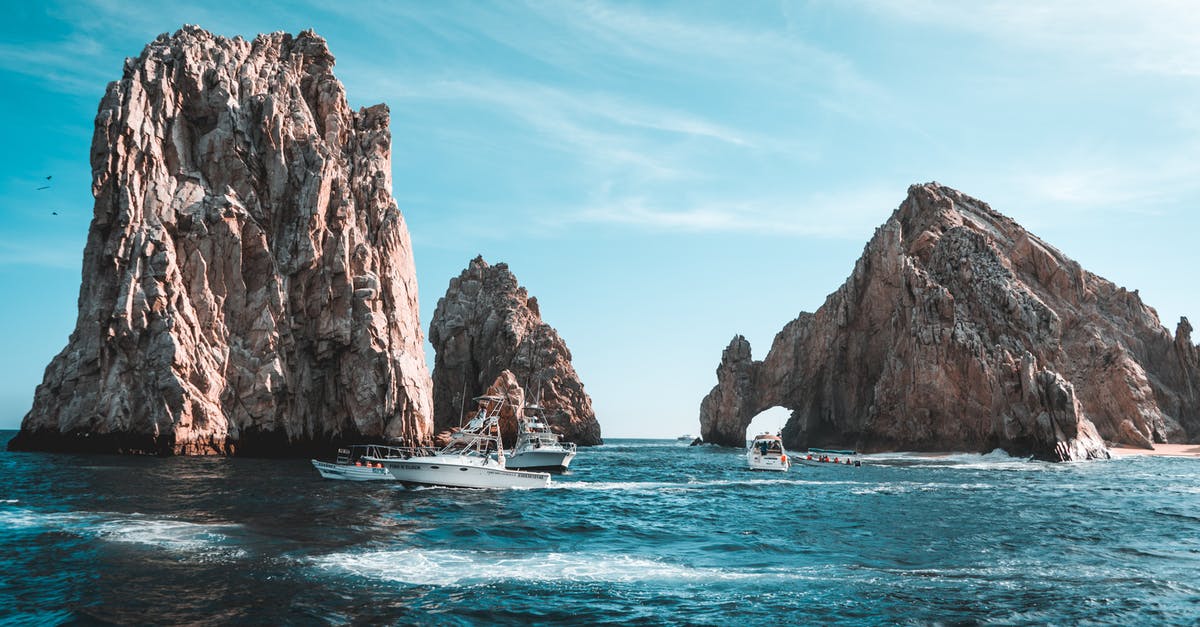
top-left (700, 183), bottom-right (1200, 460)
top-left (10, 26), bottom-right (432, 455)
top-left (430, 257), bottom-right (601, 445)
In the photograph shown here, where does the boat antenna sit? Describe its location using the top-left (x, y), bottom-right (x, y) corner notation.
top-left (457, 381), bottom-right (467, 428)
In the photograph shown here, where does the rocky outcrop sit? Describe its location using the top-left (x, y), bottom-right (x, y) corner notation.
top-left (429, 257), bottom-right (601, 445)
top-left (9, 26), bottom-right (432, 455)
top-left (433, 370), bottom-right (526, 449)
top-left (700, 183), bottom-right (1200, 461)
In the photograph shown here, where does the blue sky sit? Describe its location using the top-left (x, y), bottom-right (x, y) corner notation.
top-left (1, 1), bottom-right (1197, 437)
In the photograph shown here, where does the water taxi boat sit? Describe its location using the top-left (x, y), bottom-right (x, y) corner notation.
top-left (798, 448), bottom-right (861, 467)
top-left (505, 404), bottom-right (576, 471)
top-left (747, 433), bottom-right (790, 472)
top-left (311, 444), bottom-right (410, 481)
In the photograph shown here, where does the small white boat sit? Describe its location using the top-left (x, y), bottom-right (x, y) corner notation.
top-left (505, 404), bottom-right (576, 471)
top-left (311, 444), bottom-right (411, 481)
top-left (677, 434), bottom-right (695, 442)
top-left (747, 433), bottom-right (790, 472)
top-left (797, 448), bottom-right (860, 467)
top-left (375, 397), bottom-right (551, 489)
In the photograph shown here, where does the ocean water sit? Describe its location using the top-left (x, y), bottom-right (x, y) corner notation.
top-left (1, 432), bottom-right (1198, 626)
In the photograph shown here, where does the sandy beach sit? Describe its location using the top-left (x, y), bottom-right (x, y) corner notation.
top-left (1109, 443), bottom-right (1200, 458)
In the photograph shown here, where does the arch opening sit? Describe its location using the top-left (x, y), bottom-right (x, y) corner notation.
top-left (744, 406), bottom-right (790, 445)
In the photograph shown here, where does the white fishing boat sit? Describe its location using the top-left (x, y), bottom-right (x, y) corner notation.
top-left (747, 433), bottom-right (790, 472)
top-left (374, 396), bottom-right (551, 489)
top-left (311, 444), bottom-right (412, 481)
top-left (505, 404), bottom-right (576, 471)
top-left (797, 448), bottom-right (861, 467)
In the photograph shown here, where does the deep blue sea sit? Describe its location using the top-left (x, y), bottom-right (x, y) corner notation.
top-left (1, 431), bottom-right (1198, 625)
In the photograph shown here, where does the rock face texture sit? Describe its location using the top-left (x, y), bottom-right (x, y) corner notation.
top-left (433, 370), bottom-right (526, 449)
top-left (700, 183), bottom-right (1200, 461)
top-left (9, 26), bottom-right (432, 455)
top-left (429, 257), bottom-right (602, 445)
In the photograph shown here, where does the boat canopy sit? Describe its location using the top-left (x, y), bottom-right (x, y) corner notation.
top-left (808, 447), bottom-right (856, 456)
top-left (751, 434), bottom-right (782, 441)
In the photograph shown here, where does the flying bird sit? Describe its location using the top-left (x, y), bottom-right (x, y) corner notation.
top-left (51, 211), bottom-right (58, 216)
top-left (36, 186), bottom-right (50, 190)
top-left (46, 175), bottom-right (52, 180)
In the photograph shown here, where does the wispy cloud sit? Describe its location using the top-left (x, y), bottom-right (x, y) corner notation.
top-left (374, 76), bottom-right (774, 180)
top-left (857, 0), bottom-right (1200, 77)
top-left (558, 187), bottom-right (901, 238)
top-left (0, 33), bottom-right (116, 96)
top-left (1015, 150), bottom-right (1200, 213)
top-left (0, 237), bottom-right (82, 269)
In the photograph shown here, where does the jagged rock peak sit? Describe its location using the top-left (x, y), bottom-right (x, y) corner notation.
top-left (699, 182), bottom-right (1200, 461)
top-left (9, 26), bottom-right (433, 456)
top-left (430, 257), bottom-right (602, 446)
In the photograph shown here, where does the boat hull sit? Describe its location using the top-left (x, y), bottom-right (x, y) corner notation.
top-left (747, 454), bottom-right (790, 472)
top-left (379, 458), bottom-right (551, 489)
top-left (505, 448), bottom-right (575, 471)
top-left (311, 460), bottom-right (395, 481)
top-left (796, 457), bottom-right (858, 467)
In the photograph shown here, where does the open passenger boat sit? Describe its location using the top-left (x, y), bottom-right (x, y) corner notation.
top-left (798, 447), bottom-right (861, 467)
top-left (311, 444), bottom-right (409, 481)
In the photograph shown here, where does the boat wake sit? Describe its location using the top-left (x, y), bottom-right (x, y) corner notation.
top-left (862, 449), bottom-right (1041, 470)
top-left (550, 477), bottom-right (853, 492)
top-left (309, 547), bottom-right (795, 586)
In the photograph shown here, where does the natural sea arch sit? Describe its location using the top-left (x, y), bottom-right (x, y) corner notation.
top-left (744, 407), bottom-right (790, 446)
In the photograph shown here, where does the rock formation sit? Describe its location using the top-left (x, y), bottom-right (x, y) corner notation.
top-left (433, 370), bottom-right (527, 449)
top-left (700, 183), bottom-right (1200, 461)
top-left (429, 257), bottom-right (602, 445)
top-left (9, 26), bottom-right (433, 455)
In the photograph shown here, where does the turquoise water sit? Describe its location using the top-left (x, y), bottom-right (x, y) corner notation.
top-left (1, 431), bottom-right (1198, 625)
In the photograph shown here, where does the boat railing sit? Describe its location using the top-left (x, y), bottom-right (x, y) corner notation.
top-left (352, 444), bottom-right (439, 461)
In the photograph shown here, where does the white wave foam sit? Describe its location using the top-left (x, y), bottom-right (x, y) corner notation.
top-left (311, 548), bottom-right (793, 586)
top-left (93, 518), bottom-right (245, 557)
top-left (0, 506), bottom-right (244, 559)
top-left (862, 449), bottom-right (1041, 470)
top-left (0, 507), bottom-right (89, 530)
top-left (552, 477), bottom-right (862, 492)
top-left (849, 482), bottom-right (995, 495)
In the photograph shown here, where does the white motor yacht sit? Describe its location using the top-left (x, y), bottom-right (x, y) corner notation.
top-left (747, 433), bottom-right (790, 472)
top-left (505, 404), bottom-right (576, 471)
top-left (373, 396), bottom-right (551, 489)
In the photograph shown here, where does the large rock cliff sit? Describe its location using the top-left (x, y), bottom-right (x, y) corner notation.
top-left (429, 257), bottom-right (602, 445)
top-left (9, 26), bottom-right (433, 455)
top-left (700, 183), bottom-right (1200, 461)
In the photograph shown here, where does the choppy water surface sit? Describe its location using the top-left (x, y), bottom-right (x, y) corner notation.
top-left (1, 432), bottom-right (1198, 625)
